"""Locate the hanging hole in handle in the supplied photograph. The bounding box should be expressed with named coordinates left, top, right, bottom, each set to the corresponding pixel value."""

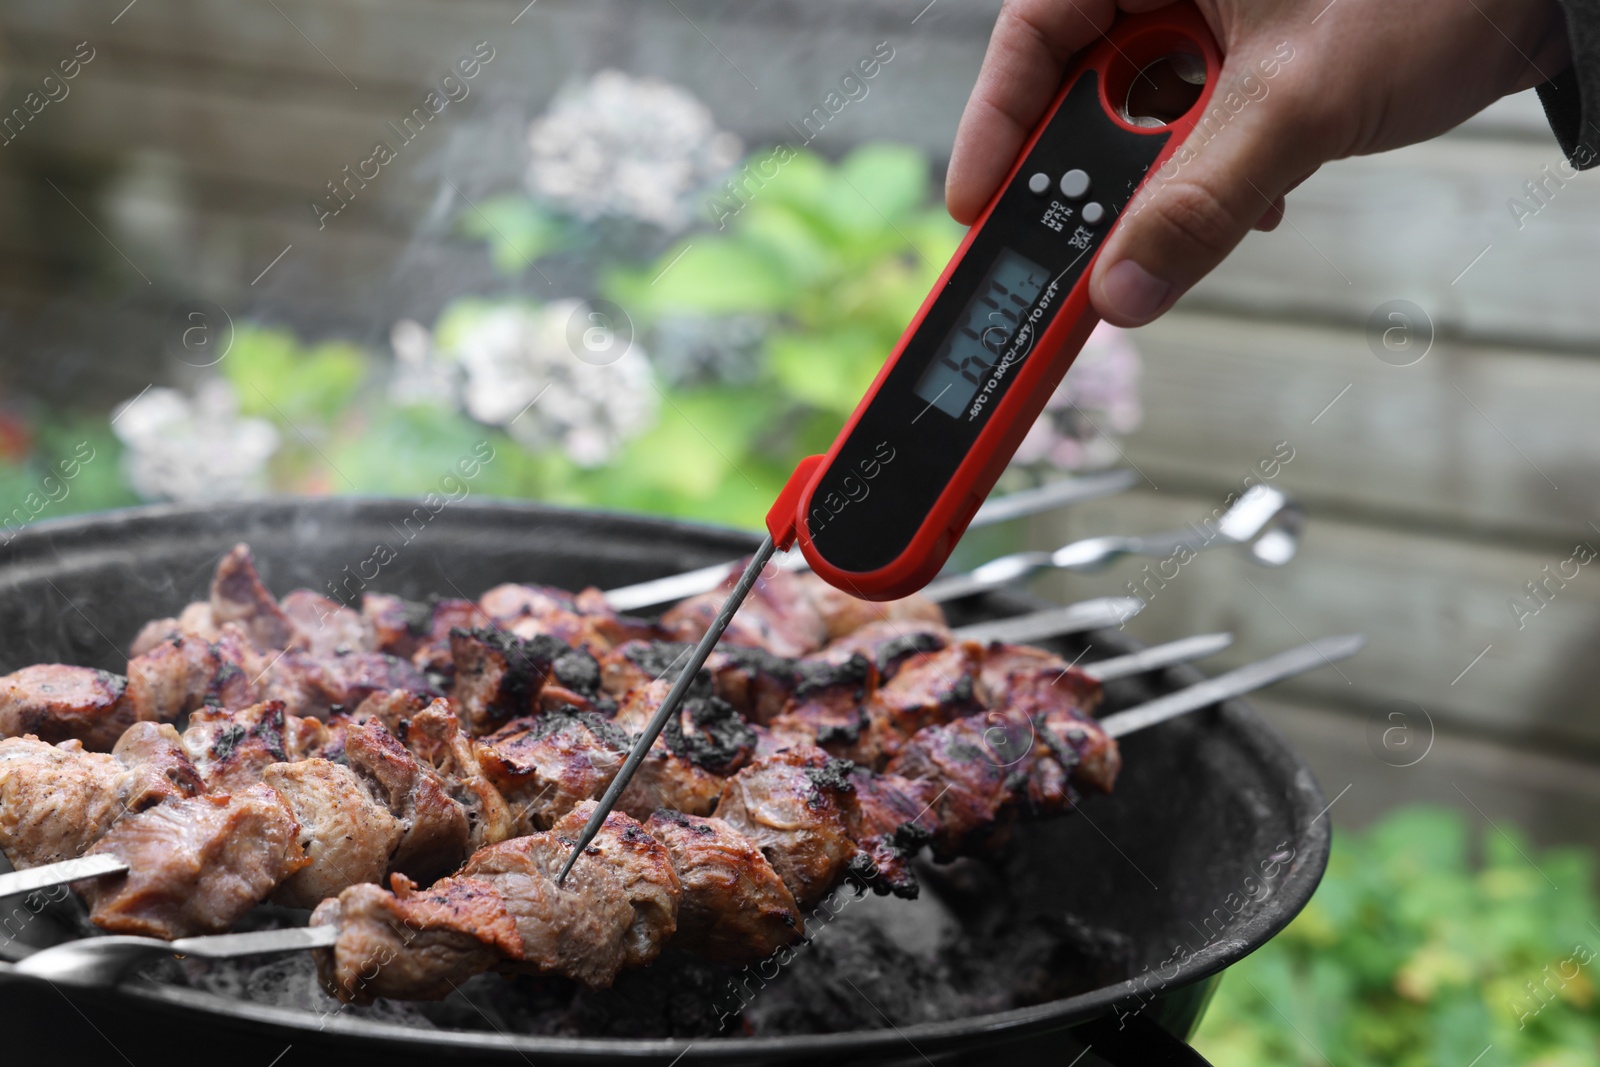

left=1121, top=52, right=1207, bottom=128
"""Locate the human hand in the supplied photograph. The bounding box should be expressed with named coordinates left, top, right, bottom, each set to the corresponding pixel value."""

left=946, top=0, right=1571, bottom=326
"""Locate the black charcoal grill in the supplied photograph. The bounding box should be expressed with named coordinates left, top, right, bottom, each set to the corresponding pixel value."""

left=0, top=499, right=1330, bottom=1065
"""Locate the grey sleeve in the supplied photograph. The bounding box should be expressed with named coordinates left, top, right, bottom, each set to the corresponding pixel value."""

left=1540, top=0, right=1600, bottom=169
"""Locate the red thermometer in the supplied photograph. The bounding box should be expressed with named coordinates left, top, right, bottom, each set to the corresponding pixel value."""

left=771, top=1, right=1222, bottom=600
left=560, top=2, right=1223, bottom=879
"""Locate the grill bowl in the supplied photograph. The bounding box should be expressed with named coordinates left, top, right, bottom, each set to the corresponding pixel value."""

left=0, top=499, right=1329, bottom=1065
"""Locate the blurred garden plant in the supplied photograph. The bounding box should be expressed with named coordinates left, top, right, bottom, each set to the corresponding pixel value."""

left=86, top=70, right=1146, bottom=528
left=1194, top=806, right=1600, bottom=1066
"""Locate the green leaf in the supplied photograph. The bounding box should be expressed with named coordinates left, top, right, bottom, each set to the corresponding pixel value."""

left=456, top=195, right=567, bottom=275
left=606, top=239, right=792, bottom=320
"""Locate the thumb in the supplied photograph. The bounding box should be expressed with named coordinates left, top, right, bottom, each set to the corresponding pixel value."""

left=1088, top=51, right=1318, bottom=326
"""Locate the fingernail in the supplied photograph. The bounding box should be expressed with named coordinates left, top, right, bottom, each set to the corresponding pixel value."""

left=1101, top=260, right=1172, bottom=324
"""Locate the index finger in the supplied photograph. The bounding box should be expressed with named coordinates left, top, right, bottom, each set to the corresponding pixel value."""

left=945, top=0, right=1172, bottom=223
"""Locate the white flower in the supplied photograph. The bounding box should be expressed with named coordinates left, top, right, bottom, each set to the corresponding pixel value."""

left=526, top=70, right=742, bottom=232
left=111, top=380, right=279, bottom=502
left=441, top=300, right=657, bottom=468
left=389, top=318, right=460, bottom=409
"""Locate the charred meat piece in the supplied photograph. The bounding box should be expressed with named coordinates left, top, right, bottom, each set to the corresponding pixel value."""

left=482, top=583, right=661, bottom=652
left=80, top=784, right=308, bottom=939
left=1000, top=667, right=1118, bottom=794
left=410, top=599, right=492, bottom=677
left=712, top=747, right=862, bottom=910
left=461, top=801, right=679, bottom=989
left=280, top=590, right=368, bottom=657
left=262, top=648, right=438, bottom=721
left=849, top=768, right=941, bottom=898
left=0, top=665, right=131, bottom=750
left=361, top=592, right=428, bottom=661
left=283, top=713, right=344, bottom=762
left=643, top=809, right=803, bottom=964
left=343, top=719, right=471, bottom=885
left=264, top=758, right=405, bottom=909
left=312, top=873, right=523, bottom=1004
left=601, top=641, right=797, bottom=724
left=210, top=544, right=298, bottom=651
left=403, top=701, right=516, bottom=851
left=475, top=710, right=629, bottom=836
left=181, top=701, right=289, bottom=792
left=450, top=629, right=573, bottom=733
left=611, top=679, right=751, bottom=818
left=812, top=619, right=952, bottom=678
left=764, top=654, right=879, bottom=765
left=348, top=687, right=434, bottom=736
left=864, top=643, right=986, bottom=764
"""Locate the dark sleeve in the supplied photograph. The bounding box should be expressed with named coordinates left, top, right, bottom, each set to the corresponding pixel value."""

left=1540, top=0, right=1600, bottom=169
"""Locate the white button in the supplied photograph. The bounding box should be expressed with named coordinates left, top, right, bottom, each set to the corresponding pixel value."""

left=1028, top=172, right=1051, bottom=195
left=1059, top=169, right=1090, bottom=199
left=1082, top=201, right=1106, bottom=225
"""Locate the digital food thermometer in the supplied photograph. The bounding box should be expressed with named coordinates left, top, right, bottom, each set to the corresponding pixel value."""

left=559, top=3, right=1222, bottom=881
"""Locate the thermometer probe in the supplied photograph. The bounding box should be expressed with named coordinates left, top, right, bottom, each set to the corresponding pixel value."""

left=558, top=3, right=1222, bottom=883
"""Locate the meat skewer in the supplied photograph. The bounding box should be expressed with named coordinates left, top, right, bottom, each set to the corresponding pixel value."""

left=600, top=469, right=1138, bottom=612
left=0, top=627, right=1230, bottom=943
left=6, top=634, right=1363, bottom=994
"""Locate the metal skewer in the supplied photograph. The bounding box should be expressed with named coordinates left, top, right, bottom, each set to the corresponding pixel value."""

left=3, top=631, right=1361, bottom=988
left=602, top=470, right=1139, bottom=613
left=921, top=484, right=1303, bottom=604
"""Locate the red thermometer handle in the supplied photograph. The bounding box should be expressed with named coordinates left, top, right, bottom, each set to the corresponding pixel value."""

left=765, top=2, right=1221, bottom=601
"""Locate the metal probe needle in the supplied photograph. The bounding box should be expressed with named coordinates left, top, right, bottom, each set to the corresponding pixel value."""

left=556, top=534, right=779, bottom=885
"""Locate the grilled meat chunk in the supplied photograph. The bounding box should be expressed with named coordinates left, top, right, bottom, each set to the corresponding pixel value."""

left=864, top=643, right=985, bottom=763
left=280, top=590, right=368, bottom=657
left=764, top=654, right=879, bottom=764
left=475, top=710, right=628, bottom=835
left=80, top=784, right=307, bottom=939
left=449, top=629, right=568, bottom=733
left=181, top=701, right=288, bottom=792
left=262, top=649, right=438, bottom=720
left=611, top=679, right=752, bottom=817
left=403, top=701, right=515, bottom=851
left=120, top=625, right=264, bottom=727
left=813, top=619, right=952, bottom=678
left=0, top=738, right=135, bottom=869
left=712, top=747, right=862, bottom=910
left=0, top=665, right=131, bottom=750
left=343, top=719, right=470, bottom=884
left=210, top=544, right=298, bottom=651
left=410, top=599, right=491, bottom=677
left=461, top=802, right=679, bottom=988
left=849, top=769, right=941, bottom=898
left=805, top=578, right=945, bottom=641
left=643, top=809, right=803, bottom=963
left=662, top=566, right=830, bottom=657
left=112, top=721, right=207, bottom=810
left=312, top=873, right=523, bottom=1004
left=361, top=592, right=427, bottom=660
left=600, top=641, right=795, bottom=724
left=264, top=758, right=404, bottom=909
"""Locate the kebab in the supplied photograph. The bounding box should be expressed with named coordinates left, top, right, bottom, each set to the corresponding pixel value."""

left=306, top=634, right=1360, bottom=1003
left=0, top=536, right=1207, bottom=941
left=0, top=610, right=1154, bottom=939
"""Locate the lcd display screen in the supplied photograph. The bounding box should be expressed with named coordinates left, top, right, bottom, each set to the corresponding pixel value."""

left=912, top=248, right=1050, bottom=419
